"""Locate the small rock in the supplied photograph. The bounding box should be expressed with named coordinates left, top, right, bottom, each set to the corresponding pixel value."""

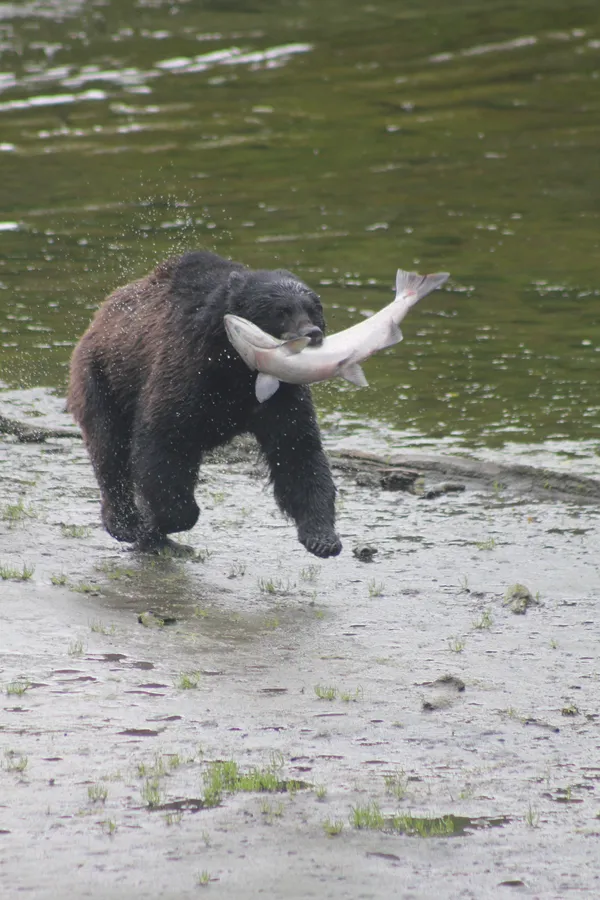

left=379, top=469, right=419, bottom=491
left=523, top=717, right=559, bottom=733
left=352, top=544, right=378, bottom=562
left=355, top=472, right=380, bottom=488
left=430, top=674, right=465, bottom=692
left=422, top=696, right=453, bottom=711
left=421, top=673, right=465, bottom=711
left=420, top=481, right=466, bottom=500
left=138, top=610, right=177, bottom=628
left=503, top=584, right=541, bottom=614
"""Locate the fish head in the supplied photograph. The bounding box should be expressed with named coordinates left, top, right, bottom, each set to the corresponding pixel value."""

left=223, top=314, right=263, bottom=369
left=227, top=268, right=325, bottom=346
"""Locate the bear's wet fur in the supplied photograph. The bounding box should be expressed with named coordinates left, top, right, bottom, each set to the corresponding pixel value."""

left=68, top=250, right=342, bottom=558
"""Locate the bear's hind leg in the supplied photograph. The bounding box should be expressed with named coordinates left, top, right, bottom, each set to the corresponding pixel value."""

left=130, top=428, right=201, bottom=553
left=99, top=454, right=140, bottom=543
left=72, top=364, right=140, bottom=543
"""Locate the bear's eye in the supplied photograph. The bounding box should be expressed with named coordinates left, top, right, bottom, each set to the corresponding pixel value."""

left=274, top=308, right=291, bottom=326
left=306, top=297, right=324, bottom=325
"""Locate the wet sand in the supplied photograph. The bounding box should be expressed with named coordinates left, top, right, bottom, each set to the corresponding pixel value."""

left=1, top=395, right=599, bottom=899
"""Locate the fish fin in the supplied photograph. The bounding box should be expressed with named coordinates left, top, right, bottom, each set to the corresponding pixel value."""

left=378, top=322, right=404, bottom=350
left=255, top=373, right=281, bottom=402
left=395, top=268, right=450, bottom=305
left=279, top=336, right=310, bottom=356
left=339, top=362, right=369, bottom=388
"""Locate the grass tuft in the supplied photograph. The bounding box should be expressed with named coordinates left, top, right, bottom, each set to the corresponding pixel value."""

left=257, top=576, right=295, bottom=595
left=70, top=582, right=101, bottom=594
left=0, top=562, right=35, bottom=581
left=525, top=804, right=540, bottom=828
left=339, top=687, right=363, bottom=703
left=472, top=608, right=493, bottom=630
left=50, top=573, right=68, bottom=586
left=2, top=498, right=36, bottom=527
left=90, top=620, right=116, bottom=635
left=4, top=751, right=28, bottom=773
left=314, top=684, right=337, bottom=701
left=68, top=639, right=85, bottom=657
left=201, top=757, right=299, bottom=807
left=322, top=817, right=344, bottom=836
left=165, top=811, right=183, bottom=826
left=141, top=777, right=163, bottom=809
left=6, top=679, right=31, bottom=696
left=175, top=671, right=202, bottom=690
left=390, top=813, right=455, bottom=837
left=349, top=800, right=456, bottom=837
left=300, top=564, right=320, bottom=583
left=61, top=524, right=91, bottom=539
left=350, top=801, right=384, bottom=830
left=384, top=769, right=407, bottom=800
left=475, top=537, right=496, bottom=551
left=448, top=636, right=465, bottom=653
left=88, top=783, right=108, bottom=803
left=368, top=579, right=384, bottom=598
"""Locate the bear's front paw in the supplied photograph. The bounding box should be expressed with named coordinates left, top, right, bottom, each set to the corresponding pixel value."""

left=299, top=529, right=342, bottom=559
left=134, top=534, right=196, bottom=558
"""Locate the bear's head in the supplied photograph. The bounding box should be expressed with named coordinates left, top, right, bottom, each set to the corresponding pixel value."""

left=227, top=269, right=325, bottom=347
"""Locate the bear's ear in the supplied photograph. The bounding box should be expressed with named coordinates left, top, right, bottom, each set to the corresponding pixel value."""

left=227, top=270, right=246, bottom=291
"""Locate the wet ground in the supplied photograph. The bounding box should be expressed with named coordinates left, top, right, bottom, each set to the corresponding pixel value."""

left=1, top=394, right=599, bottom=899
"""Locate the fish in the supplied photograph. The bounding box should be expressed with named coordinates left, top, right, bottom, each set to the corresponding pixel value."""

left=224, top=267, right=449, bottom=402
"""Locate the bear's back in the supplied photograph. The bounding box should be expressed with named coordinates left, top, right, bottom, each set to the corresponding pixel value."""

left=160, top=251, right=245, bottom=313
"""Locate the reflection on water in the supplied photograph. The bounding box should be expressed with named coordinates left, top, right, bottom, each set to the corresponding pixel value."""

left=0, top=0, right=599, bottom=463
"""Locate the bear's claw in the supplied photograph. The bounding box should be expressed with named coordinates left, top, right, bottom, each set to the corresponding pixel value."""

left=301, top=533, right=342, bottom=559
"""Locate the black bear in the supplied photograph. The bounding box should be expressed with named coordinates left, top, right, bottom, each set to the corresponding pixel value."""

left=68, top=250, right=342, bottom=558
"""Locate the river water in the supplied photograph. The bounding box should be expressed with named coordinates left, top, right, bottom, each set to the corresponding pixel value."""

left=1, top=0, right=599, bottom=467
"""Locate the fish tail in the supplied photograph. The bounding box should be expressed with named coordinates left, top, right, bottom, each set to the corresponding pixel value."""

left=395, top=269, right=450, bottom=304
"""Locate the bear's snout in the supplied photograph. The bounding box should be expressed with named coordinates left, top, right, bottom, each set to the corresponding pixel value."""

left=288, top=324, right=323, bottom=346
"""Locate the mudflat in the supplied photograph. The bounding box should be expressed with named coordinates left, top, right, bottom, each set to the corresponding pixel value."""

left=1, top=395, right=599, bottom=899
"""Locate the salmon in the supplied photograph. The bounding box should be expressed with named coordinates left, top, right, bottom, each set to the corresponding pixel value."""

left=224, top=267, right=449, bottom=402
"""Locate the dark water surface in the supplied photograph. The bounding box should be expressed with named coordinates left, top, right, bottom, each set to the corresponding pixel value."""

left=1, top=0, right=599, bottom=459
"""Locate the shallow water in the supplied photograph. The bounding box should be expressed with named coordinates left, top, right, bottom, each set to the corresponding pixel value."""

left=1, top=0, right=599, bottom=464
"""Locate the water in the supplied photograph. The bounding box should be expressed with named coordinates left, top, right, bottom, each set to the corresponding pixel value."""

left=1, top=0, right=599, bottom=465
